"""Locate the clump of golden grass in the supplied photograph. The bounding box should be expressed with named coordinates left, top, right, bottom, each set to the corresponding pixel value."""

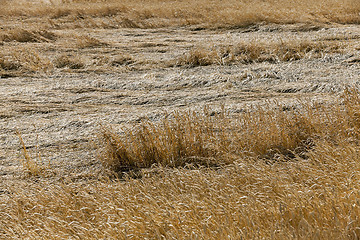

left=4, top=89, right=360, bottom=238
left=99, top=88, right=360, bottom=174
left=0, top=29, right=57, bottom=43
left=99, top=110, right=221, bottom=173
left=177, top=48, right=215, bottom=67
left=54, top=54, right=85, bottom=69
left=75, top=35, right=106, bottom=48
left=98, top=102, right=320, bottom=173
left=179, top=39, right=343, bottom=66
left=1, top=0, right=359, bottom=28
left=0, top=48, right=52, bottom=74
left=110, top=55, right=135, bottom=66
left=232, top=40, right=333, bottom=63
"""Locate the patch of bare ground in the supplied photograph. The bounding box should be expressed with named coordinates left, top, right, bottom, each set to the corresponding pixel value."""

left=1, top=0, right=360, bottom=238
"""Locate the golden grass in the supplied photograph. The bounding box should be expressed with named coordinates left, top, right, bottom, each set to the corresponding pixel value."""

left=0, top=29, right=57, bottom=43
left=1, top=0, right=359, bottom=28
left=1, top=1, right=360, bottom=237
left=98, top=100, right=324, bottom=172
left=74, top=35, right=106, bottom=48
left=0, top=36, right=348, bottom=76
left=54, top=54, right=85, bottom=69
left=178, top=39, right=343, bottom=66
left=0, top=57, right=21, bottom=71
left=16, top=131, right=45, bottom=176
left=0, top=48, right=52, bottom=75
left=4, top=89, right=360, bottom=238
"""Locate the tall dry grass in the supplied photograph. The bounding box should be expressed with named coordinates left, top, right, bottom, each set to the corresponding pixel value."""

left=3, top=89, right=360, bottom=238
left=178, top=39, right=343, bottom=66
left=98, top=97, right=334, bottom=172
left=0, top=29, right=57, bottom=43
left=0, top=48, right=53, bottom=75
left=1, top=0, right=359, bottom=28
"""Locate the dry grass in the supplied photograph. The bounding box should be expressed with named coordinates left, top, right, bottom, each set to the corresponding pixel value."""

left=74, top=35, right=106, bottom=48
left=178, top=39, right=343, bottom=66
left=110, top=55, right=135, bottom=66
left=0, top=29, right=57, bottom=43
left=0, top=48, right=52, bottom=75
left=98, top=100, right=325, bottom=172
left=177, top=49, right=216, bottom=67
left=1, top=0, right=359, bottom=28
left=0, top=57, right=21, bottom=71
left=4, top=89, right=360, bottom=238
left=16, top=131, right=45, bottom=176
left=54, top=54, right=85, bottom=69
left=1, top=0, right=360, bottom=238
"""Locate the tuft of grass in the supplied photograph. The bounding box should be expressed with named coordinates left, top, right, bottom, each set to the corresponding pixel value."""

left=0, top=48, right=52, bottom=74
left=99, top=110, right=222, bottom=173
left=110, top=55, right=135, bottom=66
left=0, top=56, right=21, bottom=71
left=177, top=48, right=216, bottom=67
left=75, top=35, right=106, bottom=48
left=53, top=54, right=85, bottom=69
left=0, top=29, right=57, bottom=43
left=98, top=104, right=317, bottom=173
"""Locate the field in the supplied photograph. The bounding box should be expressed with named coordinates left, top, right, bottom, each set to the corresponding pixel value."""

left=1, top=0, right=360, bottom=238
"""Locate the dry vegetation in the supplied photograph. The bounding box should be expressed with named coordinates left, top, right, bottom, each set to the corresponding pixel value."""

left=4, top=90, right=360, bottom=238
left=1, top=0, right=360, bottom=239
left=178, top=39, right=344, bottom=66
left=0, top=32, right=351, bottom=76
left=0, top=0, right=359, bottom=28
left=99, top=88, right=360, bottom=174
left=1, top=0, right=359, bottom=75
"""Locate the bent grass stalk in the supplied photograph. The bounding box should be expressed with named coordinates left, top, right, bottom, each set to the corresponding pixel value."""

left=16, top=131, right=43, bottom=176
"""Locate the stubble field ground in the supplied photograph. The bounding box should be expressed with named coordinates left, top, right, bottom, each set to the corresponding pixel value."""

left=1, top=0, right=360, bottom=239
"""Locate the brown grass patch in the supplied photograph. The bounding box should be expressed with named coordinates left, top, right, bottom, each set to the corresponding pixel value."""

left=98, top=105, right=315, bottom=174
left=177, top=48, right=216, bottom=67
left=54, top=54, right=85, bottom=69
left=0, top=29, right=57, bottom=43
left=0, top=48, right=52, bottom=74
left=110, top=55, right=135, bottom=66
left=178, top=39, right=343, bottom=66
left=0, top=57, right=21, bottom=71
left=1, top=0, right=359, bottom=28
